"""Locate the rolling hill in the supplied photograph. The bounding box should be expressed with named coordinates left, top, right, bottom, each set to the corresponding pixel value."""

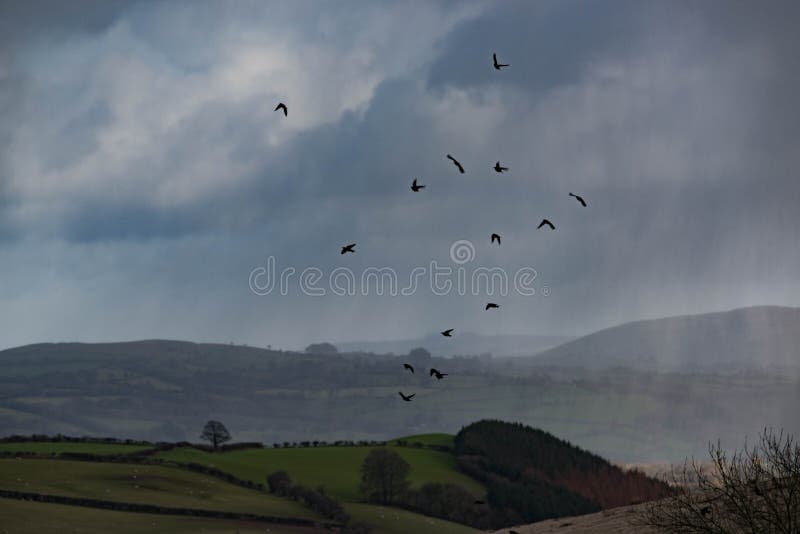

left=532, top=306, right=800, bottom=371
left=0, top=306, right=798, bottom=462
left=0, top=423, right=673, bottom=532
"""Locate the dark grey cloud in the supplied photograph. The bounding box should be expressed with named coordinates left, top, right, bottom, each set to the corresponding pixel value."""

left=0, top=0, right=798, bottom=350
left=427, top=0, right=647, bottom=94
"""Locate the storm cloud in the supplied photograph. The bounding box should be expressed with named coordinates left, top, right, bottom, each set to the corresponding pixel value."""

left=0, top=0, right=798, bottom=350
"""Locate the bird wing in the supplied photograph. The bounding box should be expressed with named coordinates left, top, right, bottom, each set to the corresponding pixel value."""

left=408, top=394, right=415, bottom=399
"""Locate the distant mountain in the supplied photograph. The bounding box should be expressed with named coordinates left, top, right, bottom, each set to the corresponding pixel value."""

left=532, top=305, right=800, bottom=371
left=338, top=332, right=573, bottom=358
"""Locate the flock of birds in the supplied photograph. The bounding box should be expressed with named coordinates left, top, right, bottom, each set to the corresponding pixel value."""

left=274, top=53, right=588, bottom=406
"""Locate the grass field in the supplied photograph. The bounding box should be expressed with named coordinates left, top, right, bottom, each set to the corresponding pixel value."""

left=155, top=444, right=485, bottom=502
left=154, top=444, right=483, bottom=533
left=0, top=441, right=150, bottom=455
left=0, top=499, right=325, bottom=534
left=0, top=458, right=320, bottom=520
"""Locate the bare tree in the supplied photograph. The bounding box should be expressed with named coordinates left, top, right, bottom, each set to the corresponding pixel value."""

left=636, top=429, right=800, bottom=533
left=360, top=448, right=410, bottom=504
left=200, top=420, right=231, bottom=450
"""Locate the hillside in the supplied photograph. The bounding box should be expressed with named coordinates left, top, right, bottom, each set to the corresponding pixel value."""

left=488, top=502, right=654, bottom=534
left=454, top=421, right=672, bottom=527
left=532, top=306, right=800, bottom=371
left=0, top=438, right=481, bottom=534
left=0, top=426, right=672, bottom=532
left=0, top=458, right=320, bottom=520
left=1, top=330, right=798, bottom=463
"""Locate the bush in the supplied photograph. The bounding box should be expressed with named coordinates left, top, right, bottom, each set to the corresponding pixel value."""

left=267, top=470, right=292, bottom=495
left=637, top=429, right=800, bottom=533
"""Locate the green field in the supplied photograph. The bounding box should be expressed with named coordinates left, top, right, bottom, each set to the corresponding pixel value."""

left=154, top=445, right=483, bottom=533
left=0, top=441, right=150, bottom=455
left=0, top=446, right=482, bottom=534
left=0, top=499, right=324, bottom=534
left=155, top=445, right=485, bottom=502
left=0, top=458, right=320, bottom=520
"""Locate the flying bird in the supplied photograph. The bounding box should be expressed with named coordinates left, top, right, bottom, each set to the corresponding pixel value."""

left=403, top=363, right=414, bottom=374
left=474, top=499, right=486, bottom=505
left=274, top=102, right=288, bottom=116
left=569, top=192, right=587, bottom=207
left=398, top=391, right=415, bottom=402
left=340, top=243, right=356, bottom=254
left=430, top=368, right=448, bottom=380
left=441, top=329, right=454, bottom=337
left=492, top=53, right=509, bottom=70
left=485, top=303, right=500, bottom=310
left=411, top=178, right=425, bottom=192
left=493, top=161, right=508, bottom=173
left=491, top=233, right=501, bottom=245
left=446, top=154, right=465, bottom=174
left=537, top=219, right=555, bottom=230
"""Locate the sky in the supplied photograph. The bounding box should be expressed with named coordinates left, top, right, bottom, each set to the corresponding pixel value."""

left=0, top=0, right=798, bottom=350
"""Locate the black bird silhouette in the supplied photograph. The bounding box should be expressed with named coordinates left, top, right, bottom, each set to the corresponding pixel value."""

left=493, top=161, right=508, bottom=173
left=485, top=303, right=500, bottom=310
left=537, top=219, right=555, bottom=230
left=430, top=368, right=448, bottom=380
left=474, top=499, right=485, bottom=505
left=403, top=363, right=414, bottom=373
left=569, top=192, right=587, bottom=207
left=446, top=154, right=465, bottom=174
left=411, top=178, right=425, bottom=192
left=274, top=102, right=288, bottom=116
left=441, top=329, right=454, bottom=337
left=398, top=391, right=415, bottom=402
left=340, top=243, right=356, bottom=254
left=491, top=233, right=501, bottom=245
left=493, top=53, right=509, bottom=70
